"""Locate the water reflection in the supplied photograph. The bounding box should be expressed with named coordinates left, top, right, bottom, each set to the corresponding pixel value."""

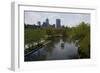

left=25, top=38, right=79, bottom=61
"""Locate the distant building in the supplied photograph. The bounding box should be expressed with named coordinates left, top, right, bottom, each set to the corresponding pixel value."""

left=56, top=19, right=61, bottom=28
left=42, top=22, right=46, bottom=28
left=36, top=18, right=62, bottom=28
left=45, top=18, right=49, bottom=27
left=42, top=18, right=50, bottom=28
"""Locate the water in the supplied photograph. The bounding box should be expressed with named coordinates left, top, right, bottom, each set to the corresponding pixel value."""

left=25, top=38, right=79, bottom=61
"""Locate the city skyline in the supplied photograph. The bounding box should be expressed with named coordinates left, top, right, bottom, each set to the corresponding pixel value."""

left=25, top=18, right=62, bottom=28
left=24, top=11, right=90, bottom=27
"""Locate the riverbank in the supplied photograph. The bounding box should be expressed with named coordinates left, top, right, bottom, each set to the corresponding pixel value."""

left=24, top=38, right=79, bottom=61
left=24, top=40, right=51, bottom=56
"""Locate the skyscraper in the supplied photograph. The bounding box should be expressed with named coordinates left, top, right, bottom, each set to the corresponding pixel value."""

left=45, top=18, right=49, bottom=27
left=56, top=19, right=61, bottom=28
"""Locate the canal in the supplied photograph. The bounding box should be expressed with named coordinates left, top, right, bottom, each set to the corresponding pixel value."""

left=25, top=38, right=79, bottom=61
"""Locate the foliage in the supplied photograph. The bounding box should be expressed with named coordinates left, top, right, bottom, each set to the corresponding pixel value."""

left=24, top=22, right=90, bottom=58
left=25, top=28, right=46, bottom=44
left=69, top=22, right=90, bottom=58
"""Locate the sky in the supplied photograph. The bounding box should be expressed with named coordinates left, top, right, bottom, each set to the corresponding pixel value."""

left=24, top=11, right=90, bottom=27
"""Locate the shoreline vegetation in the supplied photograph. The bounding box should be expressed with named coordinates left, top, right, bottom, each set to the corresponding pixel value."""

left=24, top=22, right=90, bottom=59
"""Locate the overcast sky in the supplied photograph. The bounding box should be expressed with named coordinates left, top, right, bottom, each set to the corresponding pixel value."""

left=24, top=11, right=90, bottom=27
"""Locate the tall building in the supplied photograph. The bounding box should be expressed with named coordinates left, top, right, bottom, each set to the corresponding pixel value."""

left=45, top=18, right=49, bottom=27
left=56, top=19, right=61, bottom=28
